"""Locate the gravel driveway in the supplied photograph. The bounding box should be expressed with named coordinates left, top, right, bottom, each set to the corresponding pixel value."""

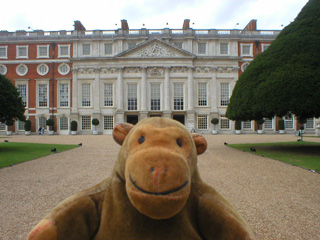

left=0, top=134, right=319, bottom=240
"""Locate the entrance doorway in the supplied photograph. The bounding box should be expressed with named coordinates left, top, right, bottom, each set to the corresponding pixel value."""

left=173, top=114, right=185, bottom=125
left=127, top=115, right=139, bottom=125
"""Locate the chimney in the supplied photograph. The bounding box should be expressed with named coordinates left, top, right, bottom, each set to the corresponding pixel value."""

left=243, top=19, right=257, bottom=31
left=183, top=19, right=190, bottom=30
left=74, top=20, right=86, bottom=31
left=121, top=19, right=129, bottom=30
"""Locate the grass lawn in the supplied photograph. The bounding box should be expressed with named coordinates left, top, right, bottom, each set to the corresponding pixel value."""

left=0, top=142, right=79, bottom=168
left=227, top=141, right=320, bottom=172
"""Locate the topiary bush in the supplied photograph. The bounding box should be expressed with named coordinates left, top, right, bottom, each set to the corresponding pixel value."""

left=46, top=118, right=54, bottom=131
left=24, top=119, right=31, bottom=131
left=92, top=118, right=99, bottom=126
left=5, top=119, right=14, bottom=126
left=235, top=120, right=242, bottom=130
left=71, top=120, right=78, bottom=131
left=278, top=119, right=285, bottom=130
left=211, top=118, right=219, bottom=125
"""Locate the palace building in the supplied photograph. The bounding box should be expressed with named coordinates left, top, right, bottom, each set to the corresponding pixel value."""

left=0, top=19, right=317, bottom=135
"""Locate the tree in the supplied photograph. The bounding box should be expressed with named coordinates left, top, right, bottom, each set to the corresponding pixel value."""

left=226, top=0, right=320, bottom=121
left=0, top=74, right=26, bottom=123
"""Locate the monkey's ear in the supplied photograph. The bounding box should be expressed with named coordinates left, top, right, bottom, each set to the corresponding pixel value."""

left=113, top=123, right=134, bottom=145
left=192, top=133, right=207, bottom=155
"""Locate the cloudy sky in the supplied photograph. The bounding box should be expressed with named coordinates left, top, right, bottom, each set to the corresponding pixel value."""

left=1, top=0, right=309, bottom=32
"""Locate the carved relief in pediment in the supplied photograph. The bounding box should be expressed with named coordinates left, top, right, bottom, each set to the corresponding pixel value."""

left=147, top=67, right=164, bottom=77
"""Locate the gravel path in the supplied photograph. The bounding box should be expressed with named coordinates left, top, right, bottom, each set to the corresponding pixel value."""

left=0, top=134, right=319, bottom=240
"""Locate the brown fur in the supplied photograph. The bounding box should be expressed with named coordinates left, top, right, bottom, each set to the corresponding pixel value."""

left=27, top=117, right=255, bottom=240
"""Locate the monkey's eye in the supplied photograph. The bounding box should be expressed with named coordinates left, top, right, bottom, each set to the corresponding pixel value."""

left=176, top=138, right=183, bottom=148
left=138, top=136, right=145, bottom=144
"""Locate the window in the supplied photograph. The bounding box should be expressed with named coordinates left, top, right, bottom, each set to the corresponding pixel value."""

left=58, top=44, right=70, bottom=58
left=16, top=64, right=28, bottom=76
left=16, top=45, right=28, bottom=58
left=18, top=121, right=25, bottom=131
left=127, top=83, right=138, bottom=110
left=104, top=83, right=113, bottom=106
left=104, top=43, right=113, bottom=55
left=261, top=44, right=270, bottom=52
left=59, top=84, right=69, bottom=107
left=58, top=63, right=70, bottom=75
left=37, top=64, right=49, bottom=76
left=60, top=117, right=68, bottom=130
left=242, top=121, right=252, bottom=129
left=220, top=116, right=230, bottom=129
left=220, top=83, right=230, bottom=106
left=128, top=42, right=136, bottom=50
left=81, top=116, right=91, bottom=130
left=38, top=84, right=48, bottom=107
left=174, top=42, right=183, bottom=48
left=241, top=44, right=253, bottom=56
left=198, top=43, right=206, bottom=54
left=82, top=44, right=91, bottom=56
left=198, top=82, right=207, bottom=106
left=173, top=83, right=184, bottom=110
left=264, top=118, right=273, bottom=129
left=39, top=117, right=46, bottom=128
left=284, top=115, right=294, bottom=129
left=81, top=83, right=91, bottom=107
left=197, top=115, right=208, bottom=130
left=17, top=84, right=27, bottom=106
left=37, top=45, right=49, bottom=58
left=104, top=116, right=114, bottom=130
left=220, top=43, right=229, bottom=55
left=0, top=122, right=6, bottom=131
left=0, top=46, right=8, bottom=59
left=306, top=118, right=314, bottom=129
left=150, top=83, right=161, bottom=111
left=241, top=62, right=249, bottom=72
left=0, top=64, right=7, bottom=75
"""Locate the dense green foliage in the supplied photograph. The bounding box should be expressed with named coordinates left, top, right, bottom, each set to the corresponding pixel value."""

left=71, top=120, right=78, bottom=131
left=226, top=0, right=320, bottom=121
left=211, top=118, right=219, bottom=125
left=228, top=141, right=320, bottom=172
left=92, top=118, right=100, bottom=126
left=0, top=75, right=26, bottom=123
left=278, top=119, right=285, bottom=130
left=235, top=120, right=242, bottom=130
left=0, top=142, right=79, bottom=168
left=24, top=119, right=31, bottom=131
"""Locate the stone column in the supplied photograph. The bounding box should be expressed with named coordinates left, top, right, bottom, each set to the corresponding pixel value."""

left=116, top=67, right=125, bottom=124
left=71, top=68, right=78, bottom=114
left=186, top=66, right=195, bottom=131
left=93, top=67, right=100, bottom=114
left=140, top=66, right=147, bottom=111
left=163, top=66, right=171, bottom=119
left=210, top=67, right=219, bottom=132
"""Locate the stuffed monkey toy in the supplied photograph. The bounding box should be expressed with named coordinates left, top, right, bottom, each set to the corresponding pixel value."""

left=27, top=117, right=255, bottom=240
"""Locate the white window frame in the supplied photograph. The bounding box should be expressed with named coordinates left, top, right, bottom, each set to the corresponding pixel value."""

left=240, top=43, right=253, bottom=57
left=58, top=81, right=70, bottom=108
left=36, top=80, right=50, bottom=108
left=219, top=42, right=229, bottom=55
left=0, top=46, right=8, bottom=59
left=81, top=115, right=91, bottom=130
left=150, top=83, right=161, bottom=111
left=0, top=122, right=6, bottom=131
left=16, top=83, right=28, bottom=107
left=17, top=120, right=25, bottom=131
left=37, top=45, right=50, bottom=58
left=58, top=44, right=71, bottom=58
left=198, top=42, right=207, bottom=55
left=103, top=82, right=114, bottom=107
left=58, top=63, right=70, bottom=75
left=197, top=115, right=208, bottom=130
left=0, top=64, right=7, bottom=75
left=220, top=82, right=230, bottom=107
left=104, top=43, right=113, bottom=55
left=242, top=121, right=252, bottom=130
left=59, top=116, right=69, bottom=131
left=261, top=44, right=270, bottom=52
left=82, top=43, right=91, bottom=56
left=198, top=82, right=208, bottom=107
left=220, top=116, right=230, bottom=130
left=81, top=82, right=92, bottom=107
left=127, top=83, right=138, bottom=111
left=306, top=118, right=315, bottom=129
left=241, top=62, right=250, bottom=72
left=37, top=63, right=49, bottom=76
left=16, top=64, right=28, bottom=76
left=284, top=115, right=294, bottom=129
left=264, top=118, right=273, bottom=129
left=38, top=116, right=47, bottom=130
left=16, top=45, right=29, bottom=59
left=103, top=116, right=114, bottom=130
left=173, top=82, right=184, bottom=111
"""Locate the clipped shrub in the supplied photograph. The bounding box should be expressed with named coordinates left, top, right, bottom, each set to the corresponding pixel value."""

left=5, top=119, right=14, bottom=126
left=211, top=118, right=219, bottom=125
left=24, top=119, right=31, bottom=131
left=92, top=118, right=99, bottom=126
left=235, top=120, right=242, bottom=130
left=71, top=121, right=78, bottom=131
left=278, top=119, right=285, bottom=130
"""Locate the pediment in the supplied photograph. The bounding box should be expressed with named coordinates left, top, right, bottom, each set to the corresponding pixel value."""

left=116, top=39, right=195, bottom=59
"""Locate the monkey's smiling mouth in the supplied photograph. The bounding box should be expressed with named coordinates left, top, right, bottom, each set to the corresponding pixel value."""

left=129, top=175, right=188, bottom=196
